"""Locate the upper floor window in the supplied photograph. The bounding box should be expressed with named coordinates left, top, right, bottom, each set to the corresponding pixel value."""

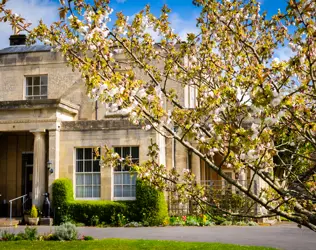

left=75, top=148, right=101, bottom=199
left=25, top=75, right=48, bottom=100
left=113, top=146, right=139, bottom=200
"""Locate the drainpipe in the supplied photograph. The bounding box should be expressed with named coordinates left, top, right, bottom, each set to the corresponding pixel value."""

left=95, top=100, right=98, bottom=120
left=172, top=126, right=178, bottom=169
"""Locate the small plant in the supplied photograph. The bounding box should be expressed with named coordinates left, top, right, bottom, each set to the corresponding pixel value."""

left=111, top=213, right=128, bottom=227
left=0, top=230, right=16, bottom=241
left=30, top=205, right=38, bottom=218
left=54, top=222, right=78, bottom=241
left=235, top=221, right=247, bottom=226
left=125, top=222, right=143, bottom=227
left=83, top=235, right=94, bottom=241
left=60, top=215, right=75, bottom=224
left=248, top=221, right=259, bottom=226
left=186, top=216, right=199, bottom=226
left=41, top=233, right=55, bottom=241
left=90, top=215, right=99, bottom=226
left=24, top=226, right=38, bottom=241
left=221, top=220, right=233, bottom=226
left=75, top=222, right=86, bottom=227
left=212, top=215, right=227, bottom=225
left=169, top=216, right=185, bottom=226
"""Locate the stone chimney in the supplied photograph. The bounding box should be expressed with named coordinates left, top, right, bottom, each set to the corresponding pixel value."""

left=9, top=34, right=26, bottom=46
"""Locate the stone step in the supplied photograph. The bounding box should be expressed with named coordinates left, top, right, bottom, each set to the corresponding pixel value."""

left=0, top=217, right=21, bottom=227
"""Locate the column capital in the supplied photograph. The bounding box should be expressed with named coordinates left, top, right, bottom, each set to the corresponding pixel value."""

left=30, top=129, right=46, bottom=135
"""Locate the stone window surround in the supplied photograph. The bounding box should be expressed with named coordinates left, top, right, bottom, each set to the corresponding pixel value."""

left=24, top=74, right=48, bottom=100
left=74, top=147, right=101, bottom=200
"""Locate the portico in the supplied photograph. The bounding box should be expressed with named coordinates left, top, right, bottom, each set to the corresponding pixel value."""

left=0, top=99, right=79, bottom=216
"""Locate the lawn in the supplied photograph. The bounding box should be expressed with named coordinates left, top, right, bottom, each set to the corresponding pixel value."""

left=0, top=239, right=277, bottom=250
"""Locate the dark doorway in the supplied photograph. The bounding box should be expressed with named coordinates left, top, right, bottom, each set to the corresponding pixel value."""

left=22, top=153, right=33, bottom=212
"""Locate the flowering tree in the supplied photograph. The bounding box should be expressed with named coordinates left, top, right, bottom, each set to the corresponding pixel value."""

left=1, top=0, right=315, bottom=231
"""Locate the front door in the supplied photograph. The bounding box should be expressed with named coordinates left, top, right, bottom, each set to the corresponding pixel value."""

left=22, top=153, right=33, bottom=211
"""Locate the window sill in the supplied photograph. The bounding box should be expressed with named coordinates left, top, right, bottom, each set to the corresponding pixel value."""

left=113, top=197, right=136, bottom=201
left=75, top=198, right=101, bottom=200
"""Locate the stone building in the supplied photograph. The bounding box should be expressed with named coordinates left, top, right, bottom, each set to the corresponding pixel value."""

left=0, top=34, right=254, bottom=217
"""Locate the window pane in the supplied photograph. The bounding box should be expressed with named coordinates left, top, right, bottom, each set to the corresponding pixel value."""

left=115, top=163, right=122, bottom=171
left=33, top=86, right=40, bottom=95
left=93, top=186, right=100, bottom=198
left=114, top=173, right=122, bottom=184
left=131, top=185, right=136, bottom=197
left=85, top=160, right=92, bottom=172
left=123, top=173, right=131, bottom=185
left=33, top=77, right=40, bottom=86
left=93, top=174, right=101, bottom=185
left=76, top=174, right=84, bottom=185
left=123, top=163, right=131, bottom=172
left=131, top=147, right=139, bottom=159
left=76, top=161, right=84, bottom=172
left=122, top=147, right=130, bottom=158
left=76, top=186, right=84, bottom=198
left=85, top=148, right=92, bottom=159
left=93, top=160, right=100, bottom=172
left=41, top=75, right=48, bottom=86
left=85, top=174, right=92, bottom=185
left=76, top=149, right=84, bottom=160
left=114, top=147, right=121, bottom=155
left=123, top=186, right=132, bottom=197
left=85, top=186, right=92, bottom=198
left=33, top=96, right=40, bottom=100
left=26, top=77, right=32, bottom=87
left=114, top=186, right=122, bottom=197
left=131, top=173, right=137, bottom=184
left=26, top=87, right=32, bottom=96
left=41, top=86, right=47, bottom=95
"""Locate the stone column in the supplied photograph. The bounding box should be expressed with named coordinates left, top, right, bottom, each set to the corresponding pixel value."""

left=48, top=130, right=60, bottom=197
left=31, top=129, right=46, bottom=207
left=191, top=153, right=201, bottom=183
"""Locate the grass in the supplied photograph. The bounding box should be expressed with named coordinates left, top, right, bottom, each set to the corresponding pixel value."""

left=0, top=239, right=277, bottom=250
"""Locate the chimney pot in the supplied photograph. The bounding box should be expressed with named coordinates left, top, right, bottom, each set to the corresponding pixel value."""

left=9, top=34, right=26, bottom=46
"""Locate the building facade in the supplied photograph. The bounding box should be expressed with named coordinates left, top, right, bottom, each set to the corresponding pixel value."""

left=0, top=35, right=257, bottom=217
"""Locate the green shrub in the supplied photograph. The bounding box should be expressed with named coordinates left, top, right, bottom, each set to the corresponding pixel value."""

left=131, top=179, right=168, bottom=226
left=52, top=178, right=168, bottom=226
left=83, top=235, right=94, bottom=241
left=30, top=205, right=38, bottom=218
left=111, top=213, right=128, bottom=226
left=52, top=178, right=74, bottom=224
left=68, top=200, right=127, bottom=225
left=54, top=222, right=78, bottom=241
left=221, top=220, right=233, bottom=226
left=248, top=221, right=259, bottom=226
left=0, top=230, right=16, bottom=241
left=235, top=221, right=248, bottom=226
left=24, top=227, right=38, bottom=241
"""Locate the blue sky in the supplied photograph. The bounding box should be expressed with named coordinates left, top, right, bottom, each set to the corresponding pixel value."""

left=109, top=0, right=288, bottom=18
left=0, top=0, right=289, bottom=49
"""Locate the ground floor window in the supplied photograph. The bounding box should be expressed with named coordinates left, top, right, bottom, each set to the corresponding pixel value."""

left=113, top=146, right=139, bottom=200
left=75, top=148, right=101, bottom=198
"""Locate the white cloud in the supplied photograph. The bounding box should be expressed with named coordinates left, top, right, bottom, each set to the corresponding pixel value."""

left=274, top=46, right=295, bottom=61
left=169, top=12, right=199, bottom=41
left=143, top=12, right=199, bottom=42
left=0, top=0, right=59, bottom=49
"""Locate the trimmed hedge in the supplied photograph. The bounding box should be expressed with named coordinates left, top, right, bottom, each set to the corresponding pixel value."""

left=131, top=179, right=168, bottom=225
left=52, top=178, right=168, bottom=226
left=68, top=200, right=127, bottom=225
left=52, top=178, right=74, bottom=225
